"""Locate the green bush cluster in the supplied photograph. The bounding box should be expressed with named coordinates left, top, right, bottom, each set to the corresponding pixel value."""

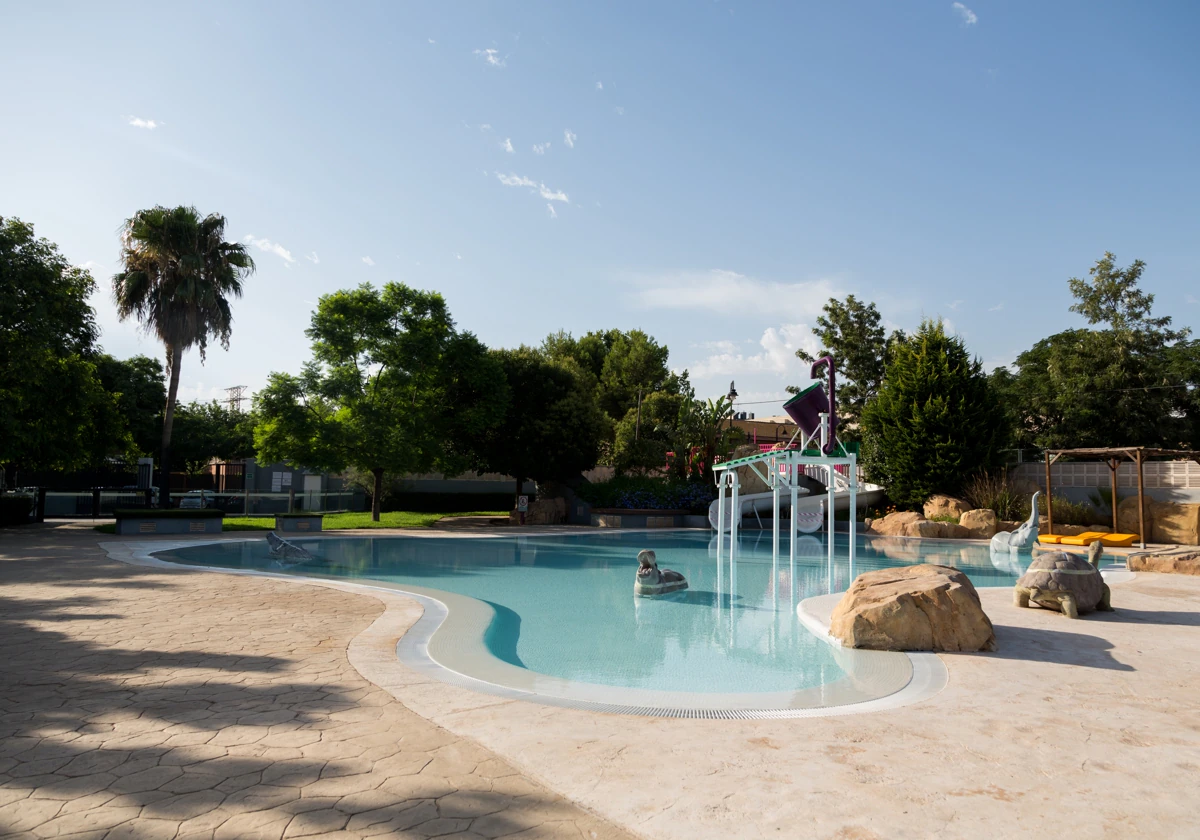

left=575, top=476, right=715, bottom=513
left=0, top=494, right=34, bottom=526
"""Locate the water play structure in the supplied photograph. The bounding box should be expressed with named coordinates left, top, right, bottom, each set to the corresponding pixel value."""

left=710, top=356, right=885, bottom=574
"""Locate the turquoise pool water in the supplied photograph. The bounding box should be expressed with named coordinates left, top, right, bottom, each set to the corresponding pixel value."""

left=156, top=531, right=1032, bottom=696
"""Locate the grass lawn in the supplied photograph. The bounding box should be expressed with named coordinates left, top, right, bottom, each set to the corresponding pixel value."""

left=94, top=510, right=506, bottom=534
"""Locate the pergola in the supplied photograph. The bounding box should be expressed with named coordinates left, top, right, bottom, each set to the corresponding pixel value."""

left=1044, top=447, right=1200, bottom=549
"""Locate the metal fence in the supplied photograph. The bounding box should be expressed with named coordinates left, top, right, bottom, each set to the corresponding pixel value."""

left=1012, top=460, right=1200, bottom=491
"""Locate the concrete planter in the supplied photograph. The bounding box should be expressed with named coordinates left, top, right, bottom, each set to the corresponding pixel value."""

left=275, top=515, right=323, bottom=533
left=590, top=509, right=703, bottom=529
left=115, top=515, right=223, bottom=535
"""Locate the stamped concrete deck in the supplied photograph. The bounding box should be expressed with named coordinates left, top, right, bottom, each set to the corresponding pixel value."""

left=0, top=525, right=634, bottom=840
left=5, top=523, right=1200, bottom=839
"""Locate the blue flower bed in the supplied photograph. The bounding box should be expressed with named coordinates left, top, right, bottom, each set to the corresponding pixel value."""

left=577, top=477, right=715, bottom=513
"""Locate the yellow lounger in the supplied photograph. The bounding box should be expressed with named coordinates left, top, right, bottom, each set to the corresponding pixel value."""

left=1037, top=535, right=1067, bottom=544
left=1057, top=531, right=1109, bottom=546
left=1057, top=531, right=1140, bottom=547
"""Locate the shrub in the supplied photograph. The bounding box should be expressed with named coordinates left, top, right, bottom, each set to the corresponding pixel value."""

left=861, top=319, right=1007, bottom=506
left=963, top=472, right=1028, bottom=521
left=928, top=513, right=960, bottom=524
left=0, top=494, right=34, bottom=526
left=576, top=476, right=715, bottom=513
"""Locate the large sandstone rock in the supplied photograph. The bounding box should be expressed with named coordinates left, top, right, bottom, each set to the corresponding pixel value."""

left=1117, top=497, right=1151, bottom=537
left=1127, top=550, right=1200, bottom=575
left=865, top=511, right=924, bottom=537
left=923, top=495, right=970, bottom=521
left=959, top=509, right=998, bottom=539
left=509, top=497, right=566, bottom=525
left=1149, top=500, right=1200, bottom=545
left=730, top=444, right=771, bottom=495
left=830, top=564, right=997, bottom=652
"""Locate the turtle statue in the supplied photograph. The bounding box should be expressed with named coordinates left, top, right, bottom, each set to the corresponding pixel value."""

left=1014, top=540, right=1113, bottom=619
left=634, top=549, right=688, bottom=596
left=991, top=492, right=1040, bottom=553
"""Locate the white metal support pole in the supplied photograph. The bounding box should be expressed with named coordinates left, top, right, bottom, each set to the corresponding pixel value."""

left=771, top=457, right=780, bottom=568
left=848, top=452, right=858, bottom=581
left=789, top=476, right=798, bottom=604
left=827, top=465, right=835, bottom=592
left=716, top=471, right=726, bottom=562
left=730, top=476, right=740, bottom=598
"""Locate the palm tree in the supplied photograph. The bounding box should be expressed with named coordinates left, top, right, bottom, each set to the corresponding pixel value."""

left=113, top=206, right=255, bottom=506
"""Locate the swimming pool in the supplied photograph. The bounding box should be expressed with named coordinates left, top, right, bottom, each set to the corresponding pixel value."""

left=155, top=530, right=1033, bottom=712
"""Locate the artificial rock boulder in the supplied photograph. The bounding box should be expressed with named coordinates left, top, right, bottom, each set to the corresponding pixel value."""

left=865, top=511, right=925, bottom=537
left=730, top=444, right=771, bottom=495
left=1150, top=500, right=1200, bottom=545
left=1127, top=550, right=1200, bottom=575
left=959, top=508, right=998, bottom=539
left=830, top=564, right=997, bottom=652
left=923, top=495, right=971, bottom=521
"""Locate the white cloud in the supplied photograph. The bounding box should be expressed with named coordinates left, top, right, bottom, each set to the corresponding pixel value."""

left=80, top=260, right=105, bottom=273
left=633, top=269, right=841, bottom=318
left=362, top=256, right=375, bottom=266
left=532, top=142, right=550, bottom=155
left=495, top=172, right=570, bottom=203
left=474, top=48, right=506, bottom=68
left=689, top=324, right=820, bottom=379
left=615, top=106, right=625, bottom=116
left=243, top=235, right=295, bottom=264
left=952, top=2, right=978, bottom=25
left=1186, top=295, right=1199, bottom=304
left=304, top=252, right=320, bottom=264
left=479, top=123, right=492, bottom=132
left=127, top=116, right=159, bottom=130
left=596, top=81, right=603, bottom=90
left=502, top=137, right=514, bottom=153
left=988, top=302, right=1004, bottom=312
left=564, top=129, right=576, bottom=148
left=428, top=38, right=436, bottom=44
left=455, top=253, right=463, bottom=260
left=546, top=204, right=557, bottom=219
left=947, top=299, right=964, bottom=310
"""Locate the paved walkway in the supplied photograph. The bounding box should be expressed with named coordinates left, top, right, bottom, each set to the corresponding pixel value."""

left=0, top=525, right=636, bottom=840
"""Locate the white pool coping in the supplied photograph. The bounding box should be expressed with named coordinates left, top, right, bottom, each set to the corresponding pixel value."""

left=101, top=533, right=1138, bottom=719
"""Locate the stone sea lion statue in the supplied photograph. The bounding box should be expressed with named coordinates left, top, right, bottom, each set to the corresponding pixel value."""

left=990, top=492, right=1040, bottom=554
left=266, top=532, right=313, bottom=567
left=634, top=549, right=688, bottom=596
left=1014, top=540, right=1113, bottom=619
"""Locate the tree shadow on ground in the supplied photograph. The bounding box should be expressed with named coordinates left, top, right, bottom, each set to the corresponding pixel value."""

left=0, top=529, right=595, bottom=840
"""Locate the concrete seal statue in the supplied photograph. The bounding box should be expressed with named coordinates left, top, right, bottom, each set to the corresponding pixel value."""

left=635, top=549, right=688, bottom=596
left=267, top=531, right=313, bottom=566
left=1014, top=540, right=1113, bottom=619
left=990, top=492, right=1040, bottom=553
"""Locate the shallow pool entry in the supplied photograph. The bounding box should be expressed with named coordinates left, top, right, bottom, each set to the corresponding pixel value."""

left=157, top=531, right=1028, bottom=700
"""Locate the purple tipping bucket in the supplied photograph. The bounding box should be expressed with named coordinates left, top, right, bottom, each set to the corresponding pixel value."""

left=782, top=355, right=838, bottom=454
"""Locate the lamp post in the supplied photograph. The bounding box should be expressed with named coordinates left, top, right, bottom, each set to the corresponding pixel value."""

left=727, top=381, right=738, bottom=438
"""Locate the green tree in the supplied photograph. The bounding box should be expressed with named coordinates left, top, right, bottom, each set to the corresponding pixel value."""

left=171, top=400, right=256, bottom=474
left=601, top=330, right=671, bottom=440
left=465, top=347, right=605, bottom=505
left=112, top=206, right=255, bottom=504
left=861, top=319, right=1007, bottom=506
left=794, top=295, right=905, bottom=440
left=996, top=253, right=1200, bottom=450
left=255, top=283, right=506, bottom=520
left=94, top=354, right=166, bottom=457
left=0, top=217, right=128, bottom=486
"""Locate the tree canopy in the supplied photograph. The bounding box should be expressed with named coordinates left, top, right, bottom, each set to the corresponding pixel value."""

left=464, top=347, right=605, bottom=502
left=113, top=205, right=254, bottom=504
left=255, top=282, right=507, bottom=519
left=0, top=216, right=127, bottom=484
left=861, top=319, right=1007, bottom=506
left=993, top=253, right=1200, bottom=450
left=795, top=294, right=905, bottom=440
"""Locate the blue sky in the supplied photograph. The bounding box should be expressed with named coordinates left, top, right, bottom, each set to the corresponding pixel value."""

left=3, top=1, right=1197, bottom=412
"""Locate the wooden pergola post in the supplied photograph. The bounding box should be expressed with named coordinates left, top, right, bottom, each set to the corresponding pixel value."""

left=1107, top=458, right=1120, bottom=534
left=1044, top=450, right=1053, bottom=536
left=1136, top=448, right=1146, bottom=549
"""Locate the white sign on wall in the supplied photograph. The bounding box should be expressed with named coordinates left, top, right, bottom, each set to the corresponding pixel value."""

left=281, top=472, right=293, bottom=487
left=518, top=495, right=529, bottom=512
left=271, top=472, right=283, bottom=492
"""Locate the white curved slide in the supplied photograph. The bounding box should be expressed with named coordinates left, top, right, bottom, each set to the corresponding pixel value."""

left=708, top=485, right=886, bottom=532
